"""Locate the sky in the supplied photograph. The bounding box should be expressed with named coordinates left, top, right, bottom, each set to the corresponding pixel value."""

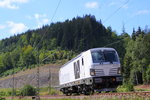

left=0, top=0, right=150, bottom=40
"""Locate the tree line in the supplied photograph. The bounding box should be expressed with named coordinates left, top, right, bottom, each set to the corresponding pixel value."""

left=0, top=15, right=150, bottom=84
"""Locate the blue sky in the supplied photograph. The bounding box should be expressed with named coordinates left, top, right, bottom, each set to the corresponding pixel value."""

left=0, top=0, right=150, bottom=40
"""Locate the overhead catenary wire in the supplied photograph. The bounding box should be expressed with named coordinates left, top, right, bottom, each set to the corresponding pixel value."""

left=32, top=0, right=125, bottom=97
left=31, top=0, right=62, bottom=99
left=103, top=40, right=122, bottom=47
left=41, top=0, right=129, bottom=62
left=35, top=0, right=128, bottom=91
left=33, top=0, right=62, bottom=51
left=50, top=0, right=62, bottom=23
left=100, top=0, right=130, bottom=47
left=40, top=0, right=62, bottom=62
left=103, top=0, right=130, bottom=23
left=9, top=0, right=130, bottom=99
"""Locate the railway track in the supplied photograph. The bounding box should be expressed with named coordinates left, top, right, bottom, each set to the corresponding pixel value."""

left=38, top=91, right=150, bottom=99
left=4, top=91, right=150, bottom=100
left=97, top=91, right=150, bottom=98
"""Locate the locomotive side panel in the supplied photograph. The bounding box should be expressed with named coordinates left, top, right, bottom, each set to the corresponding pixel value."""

left=59, top=50, right=92, bottom=86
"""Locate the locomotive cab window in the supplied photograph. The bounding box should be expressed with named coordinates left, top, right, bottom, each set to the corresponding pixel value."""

left=103, top=50, right=118, bottom=62
left=91, top=51, right=104, bottom=63
left=91, top=50, right=118, bottom=63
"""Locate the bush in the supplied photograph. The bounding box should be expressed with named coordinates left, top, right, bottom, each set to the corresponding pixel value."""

left=0, top=88, right=12, bottom=97
left=117, top=83, right=134, bottom=92
left=0, top=91, right=6, bottom=96
left=49, top=88, right=58, bottom=95
left=20, top=85, right=36, bottom=96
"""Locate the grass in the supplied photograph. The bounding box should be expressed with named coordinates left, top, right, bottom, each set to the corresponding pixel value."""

left=0, top=88, right=12, bottom=97
left=0, top=86, right=61, bottom=97
left=134, top=86, right=150, bottom=91
left=135, top=88, right=150, bottom=91
left=0, top=85, right=150, bottom=100
left=39, top=87, right=62, bottom=96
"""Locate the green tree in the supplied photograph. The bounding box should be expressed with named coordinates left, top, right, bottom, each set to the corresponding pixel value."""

left=0, top=54, right=5, bottom=74
left=21, top=45, right=36, bottom=67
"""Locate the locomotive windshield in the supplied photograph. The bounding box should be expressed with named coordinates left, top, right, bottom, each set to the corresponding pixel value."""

left=91, top=50, right=118, bottom=63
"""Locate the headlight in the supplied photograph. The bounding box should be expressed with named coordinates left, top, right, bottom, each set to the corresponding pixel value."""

left=90, top=69, right=95, bottom=76
left=112, top=78, right=116, bottom=82
left=117, top=67, right=121, bottom=74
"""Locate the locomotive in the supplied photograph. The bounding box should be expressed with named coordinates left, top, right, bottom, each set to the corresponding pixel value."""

left=59, top=48, right=122, bottom=95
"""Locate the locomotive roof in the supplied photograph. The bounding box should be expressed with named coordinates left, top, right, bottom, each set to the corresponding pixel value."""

left=60, top=47, right=115, bottom=68
left=89, top=47, right=115, bottom=52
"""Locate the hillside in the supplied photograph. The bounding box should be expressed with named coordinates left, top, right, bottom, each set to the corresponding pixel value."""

left=0, top=14, right=150, bottom=87
left=0, top=64, right=60, bottom=88
left=0, top=15, right=125, bottom=77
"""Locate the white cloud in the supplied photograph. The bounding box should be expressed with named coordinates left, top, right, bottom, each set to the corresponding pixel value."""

left=85, top=1, right=99, bottom=9
left=7, top=21, right=27, bottom=34
left=108, top=2, right=118, bottom=7
left=42, top=18, right=49, bottom=24
left=108, top=1, right=129, bottom=9
left=27, top=13, right=50, bottom=28
left=0, top=25, right=6, bottom=29
left=0, top=0, right=29, bottom=9
left=135, top=10, right=150, bottom=16
left=34, top=13, right=46, bottom=19
left=34, top=14, right=49, bottom=28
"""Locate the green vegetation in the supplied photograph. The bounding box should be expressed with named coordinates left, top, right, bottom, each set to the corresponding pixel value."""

left=0, top=86, right=61, bottom=97
left=20, top=84, right=36, bottom=96
left=134, top=88, right=150, bottom=92
left=0, top=15, right=150, bottom=88
left=134, top=85, right=150, bottom=91
left=123, top=31, right=150, bottom=84
left=39, top=87, right=62, bottom=96
left=0, top=88, right=12, bottom=97
left=0, top=86, right=150, bottom=99
left=117, top=83, right=134, bottom=92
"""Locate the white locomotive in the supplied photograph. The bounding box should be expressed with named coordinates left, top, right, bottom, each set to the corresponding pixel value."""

left=59, top=48, right=122, bottom=95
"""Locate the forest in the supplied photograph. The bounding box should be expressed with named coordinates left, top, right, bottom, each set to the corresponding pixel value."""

left=0, top=15, right=150, bottom=85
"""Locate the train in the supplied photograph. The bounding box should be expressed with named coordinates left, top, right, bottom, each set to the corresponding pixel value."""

left=59, top=48, right=122, bottom=95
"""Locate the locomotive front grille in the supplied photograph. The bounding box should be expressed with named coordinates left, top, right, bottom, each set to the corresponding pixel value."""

left=95, top=69, right=104, bottom=76
left=109, top=68, right=118, bottom=75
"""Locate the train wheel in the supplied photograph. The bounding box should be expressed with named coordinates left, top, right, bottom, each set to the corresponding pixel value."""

left=83, top=85, right=94, bottom=95
left=82, top=85, right=90, bottom=95
left=63, top=88, right=72, bottom=96
left=90, top=85, right=94, bottom=95
left=65, top=92, right=72, bottom=96
left=82, top=85, right=87, bottom=95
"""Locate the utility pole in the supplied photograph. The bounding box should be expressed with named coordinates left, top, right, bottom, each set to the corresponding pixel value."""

left=36, top=52, right=40, bottom=100
left=11, top=66, right=15, bottom=100
left=41, top=55, right=52, bottom=95
left=48, top=66, right=51, bottom=94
